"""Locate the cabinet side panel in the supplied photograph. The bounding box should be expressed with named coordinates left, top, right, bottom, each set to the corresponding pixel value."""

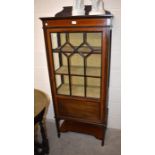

left=42, top=27, right=59, bottom=116
left=100, top=28, right=109, bottom=122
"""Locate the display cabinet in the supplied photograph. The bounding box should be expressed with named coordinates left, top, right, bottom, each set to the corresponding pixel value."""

left=40, top=6, right=113, bottom=146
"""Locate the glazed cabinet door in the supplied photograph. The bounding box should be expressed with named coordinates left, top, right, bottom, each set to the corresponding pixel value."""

left=44, top=27, right=108, bottom=122
left=50, top=31, right=104, bottom=99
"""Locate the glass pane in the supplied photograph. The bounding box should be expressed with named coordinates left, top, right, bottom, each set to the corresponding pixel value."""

left=55, top=75, right=62, bottom=88
left=70, top=53, right=84, bottom=75
left=70, top=53, right=83, bottom=66
left=69, top=33, right=83, bottom=47
left=86, top=54, right=101, bottom=77
left=55, top=53, right=68, bottom=74
left=57, top=75, right=70, bottom=96
left=53, top=53, right=60, bottom=71
left=87, top=77, right=101, bottom=98
left=71, top=76, right=84, bottom=97
left=87, top=32, right=102, bottom=52
left=51, top=33, right=58, bottom=49
left=61, top=44, right=74, bottom=52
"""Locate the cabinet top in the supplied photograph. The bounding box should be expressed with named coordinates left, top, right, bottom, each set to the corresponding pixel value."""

left=40, top=5, right=113, bottom=21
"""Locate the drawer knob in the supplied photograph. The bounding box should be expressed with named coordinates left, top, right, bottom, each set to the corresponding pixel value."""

left=71, top=21, right=77, bottom=25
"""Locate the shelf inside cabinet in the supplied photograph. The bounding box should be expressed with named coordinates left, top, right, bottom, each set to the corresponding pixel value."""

left=57, top=84, right=100, bottom=98
left=55, top=66, right=101, bottom=77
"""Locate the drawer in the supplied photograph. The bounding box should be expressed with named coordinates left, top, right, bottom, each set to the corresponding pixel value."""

left=57, top=98, right=100, bottom=122
left=43, top=18, right=108, bottom=28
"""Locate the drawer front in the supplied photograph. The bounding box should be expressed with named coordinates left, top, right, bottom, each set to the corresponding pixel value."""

left=43, top=18, right=108, bottom=28
left=57, top=98, right=100, bottom=122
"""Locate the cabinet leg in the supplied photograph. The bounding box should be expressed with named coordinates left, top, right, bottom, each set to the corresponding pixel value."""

left=101, top=126, right=107, bottom=146
left=55, top=118, right=61, bottom=138
left=101, top=139, right=105, bottom=146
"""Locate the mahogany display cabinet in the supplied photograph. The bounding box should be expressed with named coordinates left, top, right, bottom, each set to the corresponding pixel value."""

left=40, top=6, right=113, bottom=146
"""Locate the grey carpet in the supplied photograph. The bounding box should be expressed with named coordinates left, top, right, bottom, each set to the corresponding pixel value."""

left=45, top=120, right=121, bottom=155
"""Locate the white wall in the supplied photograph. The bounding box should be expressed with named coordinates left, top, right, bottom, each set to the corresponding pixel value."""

left=34, top=0, right=121, bottom=129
